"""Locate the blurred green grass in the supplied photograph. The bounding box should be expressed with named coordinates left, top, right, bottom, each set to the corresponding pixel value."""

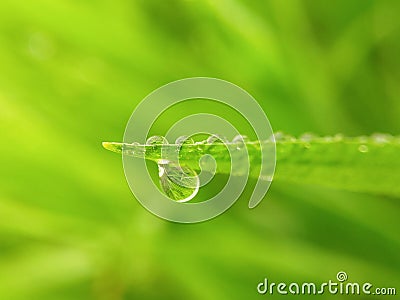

left=0, top=0, right=399, bottom=299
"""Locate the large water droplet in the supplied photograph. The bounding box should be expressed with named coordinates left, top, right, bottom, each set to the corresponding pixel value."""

left=158, top=162, right=199, bottom=202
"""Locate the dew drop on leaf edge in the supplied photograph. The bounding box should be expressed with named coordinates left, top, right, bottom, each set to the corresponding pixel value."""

left=157, top=162, right=200, bottom=202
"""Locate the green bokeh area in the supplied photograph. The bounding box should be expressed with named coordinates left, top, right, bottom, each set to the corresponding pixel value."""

left=1, top=1, right=400, bottom=299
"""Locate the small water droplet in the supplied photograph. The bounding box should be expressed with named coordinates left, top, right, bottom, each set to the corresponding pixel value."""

left=175, top=135, right=194, bottom=145
left=273, top=131, right=285, bottom=141
left=158, top=162, right=199, bottom=202
left=299, top=133, right=316, bottom=143
left=333, top=133, right=344, bottom=142
left=260, top=175, right=273, bottom=182
left=146, top=136, right=168, bottom=146
left=232, top=135, right=248, bottom=150
left=371, top=133, right=391, bottom=144
left=206, top=134, right=227, bottom=144
left=123, top=142, right=141, bottom=155
left=268, top=134, right=275, bottom=142
left=232, top=135, right=248, bottom=143
left=358, top=145, right=369, bottom=153
left=356, top=136, right=368, bottom=143
left=275, top=132, right=295, bottom=142
left=299, top=133, right=315, bottom=148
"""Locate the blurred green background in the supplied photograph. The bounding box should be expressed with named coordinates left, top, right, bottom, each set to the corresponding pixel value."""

left=1, top=0, right=399, bottom=299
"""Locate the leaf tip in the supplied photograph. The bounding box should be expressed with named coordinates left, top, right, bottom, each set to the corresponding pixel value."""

left=102, top=142, right=123, bottom=154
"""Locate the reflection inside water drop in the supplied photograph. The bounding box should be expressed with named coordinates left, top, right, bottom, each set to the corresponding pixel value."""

left=157, top=162, right=200, bottom=202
